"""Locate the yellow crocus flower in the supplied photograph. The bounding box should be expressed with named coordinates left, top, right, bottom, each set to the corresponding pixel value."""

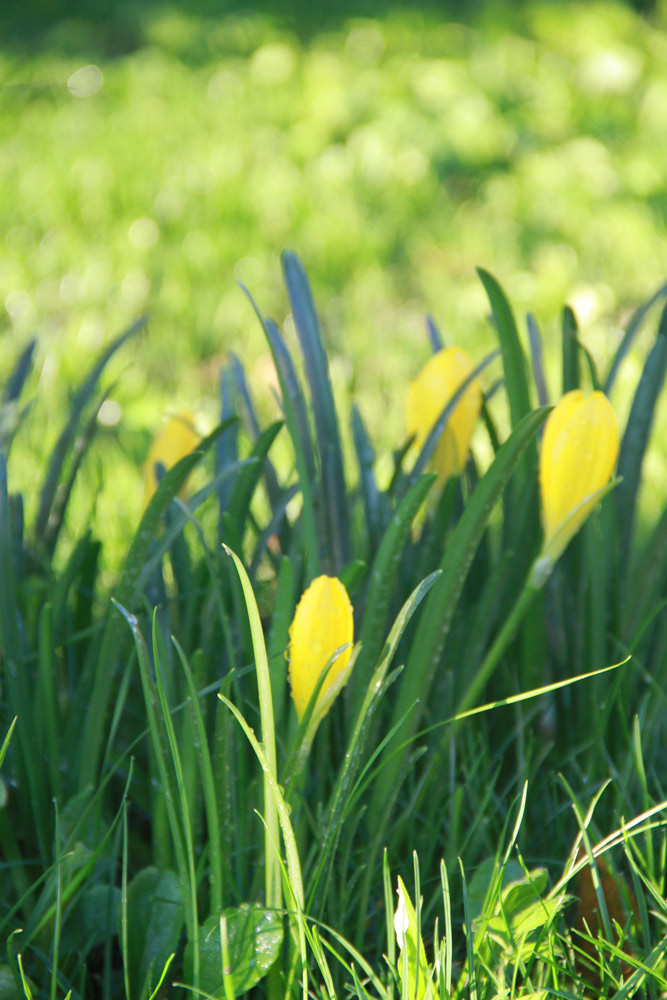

left=539, top=389, right=619, bottom=567
left=287, top=575, right=354, bottom=722
left=143, top=411, right=199, bottom=509
left=406, top=348, right=482, bottom=482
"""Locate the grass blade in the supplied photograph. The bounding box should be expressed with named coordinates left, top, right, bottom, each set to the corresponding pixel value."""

left=223, top=546, right=280, bottom=913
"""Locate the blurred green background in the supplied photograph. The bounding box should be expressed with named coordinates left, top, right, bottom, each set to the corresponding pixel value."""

left=2, top=0, right=667, bottom=565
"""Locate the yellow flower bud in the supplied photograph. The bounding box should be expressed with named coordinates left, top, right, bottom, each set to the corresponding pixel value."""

left=143, top=411, right=199, bottom=509
left=406, top=348, right=482, bottom=482
left=539, top=390, right=619, bottom=566
left=287, top=575, right=354, bottom=722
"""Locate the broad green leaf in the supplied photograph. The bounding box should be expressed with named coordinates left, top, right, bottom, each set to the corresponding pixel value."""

left=60, top=885, right=120, bottom=954
left=124, top=868, right=183, bottom=1000
left=184, top=906, right=283, bottom=998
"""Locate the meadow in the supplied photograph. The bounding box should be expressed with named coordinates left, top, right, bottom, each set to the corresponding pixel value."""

left=1, top=0, right=667, bottom=997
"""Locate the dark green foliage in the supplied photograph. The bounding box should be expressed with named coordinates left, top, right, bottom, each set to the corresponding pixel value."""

left=0, top=258, right=666, bottom=999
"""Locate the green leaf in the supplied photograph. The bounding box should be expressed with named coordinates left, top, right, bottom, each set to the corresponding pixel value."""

left=311, top=572, right=440, bottom=910
left=372, top=406, right=549, bottom=819
left=60, top=884, right=120, bottom=954
left=184, top=905, right=283, bottom=998
left=282, top=249, right=351, bottom=573
left=527, top=313, right=549, bottom=407
left=478, top=268, right=532, bottom=427
left=216, top=361, right=241, bottom=515
left=394, top=876, right=433, bottom=1000
left=616, top=301, right=667, bottom=570
left=241, top=282, right=319, bottom=581
left=124, top=868, right=184, bottom=1000
left=34, top=315, right=145, bottom=545
left=77, top=420, right=230, bottom=791
left=604, top=279, right=667, bottom=394
left=265, top=556, right=295, bottom=732
left=562, top=305, right=580, bottom=393
left=349, top=472, right=436, bottom=714
left=225, top=420, right=283, bottom=537
left=351, top=403, right=382, bottom=551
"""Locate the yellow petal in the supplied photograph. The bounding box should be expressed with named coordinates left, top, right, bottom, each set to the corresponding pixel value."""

left=287, top=576, right=354, bottom=721
left=406, top=348, right=482, bottom=482
left=143, top=411, right=199, bottom=508
left=539, top=390, right=619, bottom=561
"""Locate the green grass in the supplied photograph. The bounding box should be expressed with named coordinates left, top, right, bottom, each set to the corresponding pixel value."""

left=2, top=0, right=667, bottom=564
left=1, top=2, right=667, bottom=996
left=1, top=250, right=667, bottom=998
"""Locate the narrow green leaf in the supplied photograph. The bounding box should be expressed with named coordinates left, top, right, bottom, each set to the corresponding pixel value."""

left=216, top=362, right=240, bottom=517
left=526, top=313, right=549, bottom=407
left=312, top=572, right=440, bottom=909
left=2, top=338, right=36, bottom=405
left=151, top=616, right=200, bottom=988
left=227, top=351, right=282, bottom=510
left=282, top=249, right=350, bottom=573
left=265, top=557, right=295, bottom=736
left=351, top=403, right=382, bottom=551
left=77, top=421, right=229, bottom=791
left=37, top=602, right=61, bottom=801
left=349, top=473, right=436, bottom=714
left=34, top=315, right=146, bottom=544
left=426, top=314, right=444, bottom=352
left=0, top=717, right=17, bottom=770
left=372, top=406, right=549, bottom=818
left=223, top=547, right=280, bottom=913
left=477, top=268, right=532, bottom=427
left=616, top=302, right=667, bottom=569
left=225, top=421, right=283, bottom=537
left=0, top=452, right=49, bottom=860
left=562, top=305, right=580, bottom=394
left=173, top=638, right=224, bottom=915
left=241, top=282, right=319, bottom=581
left=604, top=279, right=667, bottom=394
